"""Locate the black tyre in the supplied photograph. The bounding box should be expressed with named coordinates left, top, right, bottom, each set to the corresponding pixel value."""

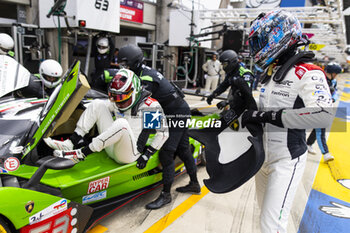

left=0, top=217, right=13, bottom=233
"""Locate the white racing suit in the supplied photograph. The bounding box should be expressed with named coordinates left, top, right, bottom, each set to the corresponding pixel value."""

left=75, top=97, right=168, bottom=164
left=256, top=63, right=333, bottom=233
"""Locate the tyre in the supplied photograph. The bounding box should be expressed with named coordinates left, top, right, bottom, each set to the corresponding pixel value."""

left=0, top=217, right=13, bottom=233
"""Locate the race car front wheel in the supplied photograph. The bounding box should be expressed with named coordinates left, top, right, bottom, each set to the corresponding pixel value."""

left=0, top=217, right=13, bottom=233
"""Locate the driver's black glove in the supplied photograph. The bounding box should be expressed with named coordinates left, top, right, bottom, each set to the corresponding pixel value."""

left=206, top=94, right=216, bottom=105
left=241, top=109, right=284, bottom=128
left=136, top=146, right=157, bottom=169
left=216, top=100, right=228, bottom=110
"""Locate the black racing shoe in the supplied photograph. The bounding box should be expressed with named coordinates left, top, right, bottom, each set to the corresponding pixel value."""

left=176, top=181, right=201, bottom=194
left=145, top=191, right=172, bottom=210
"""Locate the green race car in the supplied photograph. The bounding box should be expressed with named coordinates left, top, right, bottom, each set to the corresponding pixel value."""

left=0, top=60, right=203, bottom=233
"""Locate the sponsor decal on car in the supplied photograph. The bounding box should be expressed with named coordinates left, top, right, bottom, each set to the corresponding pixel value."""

left=0, top=167, right=8, bottom=173
left=29, top=199, right=67, bottom=225
left=4, top=157, right=20, bottom=171
left=82, top=190, right=107, bottom=204
left=22, top=207, right=74, bottom=233
left=25, top=201, right=35, bottom=214
left=87, top=176, right=110, bottom=194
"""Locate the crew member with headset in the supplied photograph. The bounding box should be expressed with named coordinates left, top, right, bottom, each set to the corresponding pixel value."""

left=92, top=36, right=115, bottom=92
left=118, top=44, right=200, bottom=210
left=16, top=59, right=63, bottom=98
left=206, top=49, right=254, bottom=109
left=0, top=33, right=15, bottom=57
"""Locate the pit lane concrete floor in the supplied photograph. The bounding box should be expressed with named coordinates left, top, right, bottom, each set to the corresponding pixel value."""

left=87, top=76, right=349, bottom=233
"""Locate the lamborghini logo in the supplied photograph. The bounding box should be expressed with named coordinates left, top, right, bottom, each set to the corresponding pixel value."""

left=25, top=201, right=34, bottom=213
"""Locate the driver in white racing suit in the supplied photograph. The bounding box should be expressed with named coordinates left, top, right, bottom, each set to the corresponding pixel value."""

left=241, top=10, right=334, bottom=233
left=44, top=69, right=169, bottom=167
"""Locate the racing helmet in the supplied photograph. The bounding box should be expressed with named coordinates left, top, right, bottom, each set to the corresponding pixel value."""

left=39, top=59, right=63, bottom=88
left=219, top=50, right=239, bottom=74
left=0, top=33, right=14, bottom=55
left=108, top=68, right=142, bottom=111
left=117, top=44, right=144, bottom=72
left=97, top=37, right=110, bottom=54
left=325, top=62, right=342, bottom=74
left=248, top=10, right=303, bottom=70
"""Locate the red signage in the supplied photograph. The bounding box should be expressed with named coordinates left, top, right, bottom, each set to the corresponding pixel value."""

left=120, top=0, right=144, bottom=24
left=87, top=176, right=110, bottom=194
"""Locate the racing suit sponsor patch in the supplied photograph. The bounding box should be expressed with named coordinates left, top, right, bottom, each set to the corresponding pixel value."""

left=295, top=66, right=306, bottom=80
left=87, top=176, right=110, bottom=194
left=144, top=97, right=157, bottom=106
left=271, top=90, right=289, bottom=97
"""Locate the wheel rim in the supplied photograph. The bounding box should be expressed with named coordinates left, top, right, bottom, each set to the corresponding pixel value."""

left=0, top=224, right=7, bottom=233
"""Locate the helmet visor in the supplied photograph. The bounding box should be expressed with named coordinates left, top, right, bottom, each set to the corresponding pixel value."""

left=97, top=45, right=108, bottom=50
left=108, top=88, right=134, bottom=103
left=249, top=33, right=269, bottom=56
left=118, top=61, right=129, bottom=69
left=1, top=48, right=9, bottom=53
left=222, top=61, right=229, bottom=70
left=43, top=74, right=60, bottom=83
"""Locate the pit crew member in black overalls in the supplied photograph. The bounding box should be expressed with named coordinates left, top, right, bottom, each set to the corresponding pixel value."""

left=206, top=49, right=255, bottom=109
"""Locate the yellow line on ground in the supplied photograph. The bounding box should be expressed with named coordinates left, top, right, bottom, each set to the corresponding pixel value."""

left=144, top=186, right=210, bottom=233
left=197, top=105, right=216, bottom=110
left=339, top=92, right=350, bottom=101
left=86, top=224, right=108, bottom=233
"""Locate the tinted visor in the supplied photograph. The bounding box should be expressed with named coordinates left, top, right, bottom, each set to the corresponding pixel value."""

left=249, top=33, right=269, bottom=56
left=108, top=87, right=133, bottom=103
left=222, top=61, right=229, bottom=70
left=43, top=74, right=60, bottom=82
left=97, top=45, right=108, bottom=50
left=118, top=61, right=129, bottom=69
